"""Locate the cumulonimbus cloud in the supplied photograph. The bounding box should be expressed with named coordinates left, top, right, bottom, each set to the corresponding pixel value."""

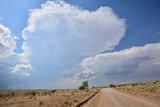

left=0, top=1, right=127, bottom=88
left=21, top=1, right=126, bottom=76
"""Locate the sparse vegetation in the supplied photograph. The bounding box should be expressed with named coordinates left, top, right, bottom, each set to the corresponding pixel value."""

left=115, top=80, right=160, bottom=100
left=0, top=88, right=99, bottom=107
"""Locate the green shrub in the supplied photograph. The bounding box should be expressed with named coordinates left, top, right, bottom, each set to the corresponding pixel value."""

left=79, top=85, right=85, bottom=90
left=110, top=84, right=116, bottom=88
left=79, top=81, right=89, bottom=90
left=51, top=90, right=56, bottom=93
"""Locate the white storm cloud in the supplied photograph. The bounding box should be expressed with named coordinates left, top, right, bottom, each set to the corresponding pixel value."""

left=0, top=24, right=32, bottom=76
left=11, top=64, right=32, bottom=76
left=18, top=42, right=31, bottom=63
left=22, top=1, right=126, bottom=75
left=0, top=25, right=16, bottom=60
left=0, top=0, right=126, bottom=81
left=72, top=43, right=160, bottom=86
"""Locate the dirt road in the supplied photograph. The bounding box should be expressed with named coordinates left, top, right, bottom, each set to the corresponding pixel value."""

left=82, top=88, right=159, bottom=107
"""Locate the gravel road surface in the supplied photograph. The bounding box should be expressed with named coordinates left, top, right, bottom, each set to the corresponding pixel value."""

left=82, top=88, right=159, bottom=107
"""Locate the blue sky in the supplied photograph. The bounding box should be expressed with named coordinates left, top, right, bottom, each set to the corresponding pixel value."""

left=0, top=0, right=160, bottom=89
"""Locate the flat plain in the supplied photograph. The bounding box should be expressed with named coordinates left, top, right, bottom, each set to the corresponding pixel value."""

left=0, top=89, right=99, bottom=107
left=115, top=80, right=160, bottom=101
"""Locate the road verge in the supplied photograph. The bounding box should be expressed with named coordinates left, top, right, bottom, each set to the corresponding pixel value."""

left=76, top=89, right=100, bottom=107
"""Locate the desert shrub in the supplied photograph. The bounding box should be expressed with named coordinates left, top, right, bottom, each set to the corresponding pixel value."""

left=153, top=80, right=159, bottom=84
left=11, top=92, right=15, bottom=96
left=0, top=94, right=3, bottom=97
left=30, top=91, right=36, bottom=97
left=39, top=101, right=44, bottom=105
left=131, top=84, right=137, bottom=86
left=110, top=84, right=116, bottom=88
left=51, top=90, right=56, bottom=93
left=62, top=101, right=72, bottom=107
left=79, top=85, right=85, bottom=90
left=64, top=101, right=68, bottom=104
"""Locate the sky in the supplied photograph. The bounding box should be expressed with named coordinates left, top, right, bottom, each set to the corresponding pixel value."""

left=0, top=0, right=160, bottom=89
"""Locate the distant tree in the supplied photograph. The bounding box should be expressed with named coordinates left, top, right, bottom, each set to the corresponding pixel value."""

left=82, top=81, right=88, bottom=89
left=110, top=84, right=115, bottom=88
left=79, top=81, right=89, bottom=91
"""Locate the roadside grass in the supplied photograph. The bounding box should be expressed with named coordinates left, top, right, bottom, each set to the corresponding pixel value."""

left=0, top=88, right=99, bottom=107
left=115, top=80, right=160, bottom=99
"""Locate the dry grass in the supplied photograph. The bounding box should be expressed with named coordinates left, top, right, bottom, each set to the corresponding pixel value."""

left=0, top=89, right=99, bottom=107
left=115, top=80, right=160, bottom=100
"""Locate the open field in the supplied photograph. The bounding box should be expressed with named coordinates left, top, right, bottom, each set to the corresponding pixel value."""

left=0, top=81, right=159, bottom=107
left=0, top=89, right=99, bottom=107
left=115, top=80, right=160, bottom=101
